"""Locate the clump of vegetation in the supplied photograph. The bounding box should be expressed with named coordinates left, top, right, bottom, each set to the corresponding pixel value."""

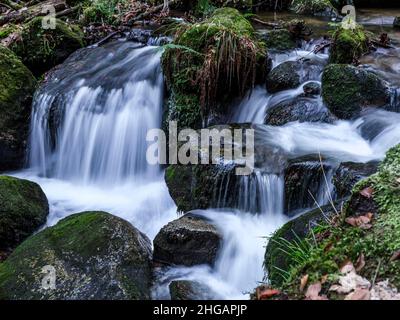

left=264, top=144, right=400, bottom=298
left=290, top=0, right=333, bottom=15
left=82, top=0, right=131, bottom=25
left=329, top=24, right=369, bottom=64
left=162, top=7, right=267, bottom=128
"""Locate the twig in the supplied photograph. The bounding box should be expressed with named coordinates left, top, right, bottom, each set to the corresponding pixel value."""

left=125, top=0, right=178, bottom=26
left=251, top=17, right=280, bottom=28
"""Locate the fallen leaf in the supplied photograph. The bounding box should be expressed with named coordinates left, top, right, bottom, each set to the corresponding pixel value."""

left=390, top=250, right=400, bottom=262
left=340, top=261, right=355, bottom=274
left=329, top=272, right=370, bottom=294
left=345, top=212, right=373, bottom=229
left=300, top=274, right=309, bottom=292
left=258, top=288, right=280, bottom=300
left=345, top=288, right=371, bottom=300
left=321, top=274, right=328, bottom=284
left=370, top=280, right=400, bottom=300
left=305, top=282, right=328, bottom=300
left=355, top=253, right=366, bottom=272
left=360, top=187, right=374, bottom=199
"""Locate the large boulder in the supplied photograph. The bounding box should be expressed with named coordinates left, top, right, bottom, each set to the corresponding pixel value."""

left=290, top=0, right=334, bottom=16
left=329, top=26, right=369, bottom=64
left=11, top=17, right=84, bottom=75
left=265, top=97, right=335, bottom=126
left=0, top=46, right=37, bottom=171
left=0, top=211, right=153, bottom=299
left=259, top=29, right=296, bottom=51
left=333, top=161, right=379, bottom=199
left=153, top=213, right=222, bottom=266
left=322, top=64, right=390, bottom=119
left=0, top=175, right=48, bottom=258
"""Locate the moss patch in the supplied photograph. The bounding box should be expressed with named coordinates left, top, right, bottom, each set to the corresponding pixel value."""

left=11, top=17, right=84, bottom=76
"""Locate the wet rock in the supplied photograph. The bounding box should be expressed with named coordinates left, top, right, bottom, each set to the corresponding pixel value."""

left=0, top=175, right=49, bottom=258
left=266, top=61, right=301, bottom=93
left=329, top=26, right=369, bottom=64
left=322, top=64, right=390, bottom=119
left=303, top=81, right=321, bottom=96
left=0, top=46, right=37, bottom=171
left=11, top=18, right=84, bottom=75
left=153, top=213, right=222, bottom=266
left=0, top=211, right=153, bottom=299
left=290, top=0, right=335, bottom=17
left=260, top=29, right=296, bottom=51
left=265, top=201, right=341, bottom=286
left=394, top=17, right=400, bottom=29
left=127, top=29, right=152, bottom=44
left=284, top=156, right=332, bottom=215
left=265, top=97, right=335, bottom=126
left=333, top=161, right=379, bottom=199
left=169, top=280, right=215, bottom=300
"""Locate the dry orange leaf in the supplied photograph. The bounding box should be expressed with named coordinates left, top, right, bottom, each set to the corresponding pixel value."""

left=258, top=288, right=280, bottom=300
left=345, top=212, right=373, bottom=229
left=305, top=282, right=328, bottom=300
left=355, top=253, right=366, bottom=272
left=300, top=274, right=309, bottom=292
left=360, top=187, right=374, bottom=199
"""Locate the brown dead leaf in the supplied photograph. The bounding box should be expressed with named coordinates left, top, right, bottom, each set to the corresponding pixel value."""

left=355, top=253, right=366, bottom=272
left=258, top=288, right=280, bottom=300
left=305, top=282, right=328, bottom=300
left=344, top=288, right=371, bottom=300
left=300, top=274, right=309, bottom=292
left=340, top=260, right=355, bottom=274
left=345, top=212, right=373, bottom=229
left=390, top=250, right=400, bottom=262
left=321, top=274, right=328, bottom=284
left=360, top=187, right=374, bottom=199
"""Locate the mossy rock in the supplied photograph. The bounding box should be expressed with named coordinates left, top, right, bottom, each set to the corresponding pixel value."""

left=266, top=61, right=303, bottom=93
left=162, top=8, right=267, bottom=128
left=0, top=211, right=153, bottom=300
left=264, top=202, right=341, bottom=286
left=290, top=0, right=334, bottom=16
left=260, top=29, right=297, bottom=51
left=0, top=175, right=48, bottom=257
left=322, top=64, right=390, bottom=119
left=329, top=25, right=369, bottom=64
left=11, top=18, right=84, bottom=76
left=169, top=280, right=215, bottom=300
left=0, top=46, right=37, bottom=171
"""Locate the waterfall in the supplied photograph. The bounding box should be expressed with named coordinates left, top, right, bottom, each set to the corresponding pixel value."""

left=29, top=43, right=163, bottom=185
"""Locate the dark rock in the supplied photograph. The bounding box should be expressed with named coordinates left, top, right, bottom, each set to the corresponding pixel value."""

left=0, top=46, right=37, bottom=171
left=153, top=213, right=222, bottom=266
left=284, top=156, right=333, bottom=215
left=333, top=161, right=379, bottom=199
left=169, top=280, right=215, bottom=300
left=0, top=175, right=49, bottom=258
left=303, top=81, right=321, bottom=96
left=266, top=61, right=301, bottom=93
left=345, top=181, right=379, bottom=218
left=265, top=97, right=335, bottom=126
left=265, top=201, right=342, bottom=286
left=0, top=211, right=153, bottom=299
left=127, top=29, right=152, bottom=44
left=322, top=64, right=390, bottom=119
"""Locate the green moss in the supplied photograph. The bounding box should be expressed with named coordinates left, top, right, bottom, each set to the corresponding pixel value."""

left=0, top=24, right=17, bottom=40
left=81, top=0, right=131, bottom=25
left=266, top=144, right=400, bottom=297
left=329, top=25, right=369, bottom=64
left=0, top=175, right=48, bottom=253
left=321, top=64, right=389, bottom=119
left=262, top=29, right=296, bottom=51
left=11, top=18, right=84, bottom=76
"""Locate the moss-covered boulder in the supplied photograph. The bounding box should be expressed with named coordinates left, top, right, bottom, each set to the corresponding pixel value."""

left=290, top=0, right=334, bottom=16
left=0, top=211, right=153, bottom=299
left=0, top=46, right=37, bottom=171
left=265, top=97, right=335, bottom=126
left=162, top=8, right=267, bottom=129
left=266, top=61, right=301, bottom=93
left=11, top=17, right=84, bottom=76
left=0, top=175, right=48, bottom=258
left=329, top=26, right=369, bottom=64
left=264, top=202, right=341, bottom=286
left=322, top=64, right=390, bottom=119
left=259, top=29, right=296, bottom=51
left=153, top=213, right=222, bottom=266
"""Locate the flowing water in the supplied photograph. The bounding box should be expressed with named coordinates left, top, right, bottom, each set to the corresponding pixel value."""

left=8, top=12, right=400, bottom=300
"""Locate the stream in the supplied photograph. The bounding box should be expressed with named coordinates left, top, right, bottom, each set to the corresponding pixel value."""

left=8, top=11, right=400, bottom=299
